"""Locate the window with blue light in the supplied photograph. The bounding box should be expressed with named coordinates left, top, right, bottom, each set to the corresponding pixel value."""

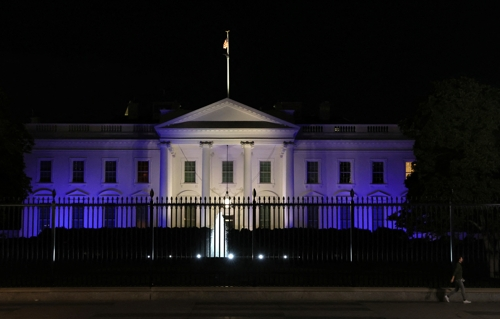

left=105, top=161, right=117, bottom=183
left=39, top=160, right=52, bottom=183
left=137, top=161, right=149, bottom=183
left=306, top=161, right=319, bottom=184
left=339, top=161, right=351, bottom=184
left=338, top=205, right=350, bottom=229
left=72, top=160, right=85, bottom=183
left=307, top=206, right=319, bottom=229
left=72, top=205, right=84, bottom=229
left=104, top=206, right=116, bottom=228
left=39, top=206, right=51, bottom=232
left=372, top=162, right=384, bottom=184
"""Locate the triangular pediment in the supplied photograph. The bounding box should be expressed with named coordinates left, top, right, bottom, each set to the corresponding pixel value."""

left=155, top=98, right=299, bottom=140
left=66, top=189, right=89, bottom=197
left=155, top=98, right=299, bottom=141
left=367, top=190, right=391, bottom=197
left=158, top=98, right=297, bottom=127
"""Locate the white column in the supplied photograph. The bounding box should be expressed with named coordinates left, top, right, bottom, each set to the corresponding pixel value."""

left=240, top=141, right=254, bottom=199
left=283, top=141, right=295, bottom=228
left=283, top=142, right=295, bottom=199
left=158, top=141, right=170, bottom=199
left=200, top=141, right=213, bottom=200
left=200, top=141, right=213, bottom=229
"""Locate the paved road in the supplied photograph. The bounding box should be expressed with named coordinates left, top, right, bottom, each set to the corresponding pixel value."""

left=1, top=300, right=500, bottom=319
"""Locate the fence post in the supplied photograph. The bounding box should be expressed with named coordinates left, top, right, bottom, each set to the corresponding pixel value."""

left=51, top=189, right=56, bottom=263
left=150, top=189, right=155, bottom=261
left=449, top=190, right=453, bottom=264
left=350, top=189, right=354, bottom=263
left=252, top=189, right=256, bottom=260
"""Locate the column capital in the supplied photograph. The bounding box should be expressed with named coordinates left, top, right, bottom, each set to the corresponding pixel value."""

left=240, top=141, right=254, bottom=148
left=159, top=141, right=175, bottom=156
left=158, top=141, right=171, bottom=148
left=199, top=141, right=213, bottom=148
left=281, top=141, right=295, bottom=157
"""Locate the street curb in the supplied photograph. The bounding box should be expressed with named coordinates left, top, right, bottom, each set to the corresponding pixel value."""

left=1, top=287, right=500, bottom=302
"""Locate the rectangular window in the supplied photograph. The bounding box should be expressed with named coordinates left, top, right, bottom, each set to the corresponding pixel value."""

left=39, top=206, right=51, bottom=232
left=39, top=161, right=52, bottom=183
left=307, top=161, right=319, bottom=184
left=184, top=205, right=196, bottom=227
left=137, top=161, right=149, bottom=183
left=105, top=161, right=117, bottom=183
left=372, top=162, right=384, bottom=184
left=72, top=160, right=85, bottom=183
left=260, top=161, right=271, bottom=183
left=339, top=162, right=351, bottom=184
left=185, top=161, right=196, bottom=183
left=372, top=206, right=384, bottom=231
left=222, top=161, right=233, bottom=183
left=307, top=206, right=319, bottom=229
left=339, top=205, right=350, bottom=229
left=72, top=205, right=84, bottom=229
left=405, top=161, right=414, bottom=179
left=136, top=205, right=148, bottom=228
left=104, top=206, right=116, bottom=228
left=259, top=205, right=271, bottom=229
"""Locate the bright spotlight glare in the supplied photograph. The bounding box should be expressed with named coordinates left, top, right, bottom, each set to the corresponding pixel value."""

left=258, top=254, right=264, bottom=259
left=283, top=255, right=288, bottom=259
left=228, top=253, right=234, bottom=259
left=196, top=254, right=202, bottom=259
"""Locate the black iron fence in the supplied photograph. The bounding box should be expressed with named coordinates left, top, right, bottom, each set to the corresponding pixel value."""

left=1, top=192, right=499, bottom=287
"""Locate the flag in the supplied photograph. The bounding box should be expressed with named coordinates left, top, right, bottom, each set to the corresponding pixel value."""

left=223, top=38, right=229, bottom=49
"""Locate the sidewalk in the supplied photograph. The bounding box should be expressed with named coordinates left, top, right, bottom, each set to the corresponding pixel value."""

left=1, top=287, right=500, bottom=302
left=1, top=298, right=500, bottom=319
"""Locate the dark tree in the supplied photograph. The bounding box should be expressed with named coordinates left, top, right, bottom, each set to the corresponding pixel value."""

left=0, top=89, right=34, bottom=199
left=400, top=77, right=500, bottom=202
left=398, top=77, right=500, bottom=278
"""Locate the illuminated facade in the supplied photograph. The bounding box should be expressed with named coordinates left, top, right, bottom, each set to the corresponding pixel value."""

left=19, top=98, right=415, bottom=237
left=25, top=98, right=414, bottom=200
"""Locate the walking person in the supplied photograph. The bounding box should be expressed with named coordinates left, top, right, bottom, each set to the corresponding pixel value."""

left=445, top=256, right=471, bottom=303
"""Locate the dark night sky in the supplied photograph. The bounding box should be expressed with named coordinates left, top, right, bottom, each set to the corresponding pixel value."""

left=1, top=1, right=499, bottom=124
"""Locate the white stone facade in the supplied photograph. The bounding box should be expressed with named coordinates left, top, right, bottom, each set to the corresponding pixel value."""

left=24, top=98, right=414, bottom=201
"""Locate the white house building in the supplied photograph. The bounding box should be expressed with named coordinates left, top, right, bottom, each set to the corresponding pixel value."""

left=21, top=98, right=414, bottom=237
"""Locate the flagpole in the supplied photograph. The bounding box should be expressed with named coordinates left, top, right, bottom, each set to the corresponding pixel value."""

left=225, top=30, right=230, bottom=98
